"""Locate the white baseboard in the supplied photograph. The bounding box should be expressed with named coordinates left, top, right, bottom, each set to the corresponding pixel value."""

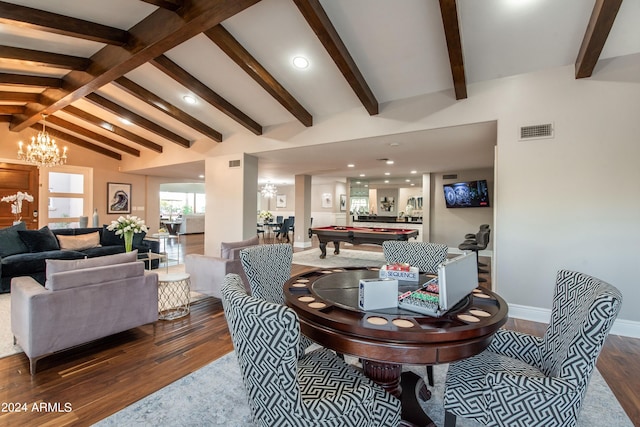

left=293, top=241, right=312, bottom=249
left=509, top=304, right=640, bottom=339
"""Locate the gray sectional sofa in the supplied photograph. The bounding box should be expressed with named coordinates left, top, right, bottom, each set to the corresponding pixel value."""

left=0, top=223, right=158, bottom=293
left=11, top=251, right=159, bottom=374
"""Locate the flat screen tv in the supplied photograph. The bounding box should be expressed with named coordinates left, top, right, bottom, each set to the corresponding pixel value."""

left=443, top=180, right=490, bottom=208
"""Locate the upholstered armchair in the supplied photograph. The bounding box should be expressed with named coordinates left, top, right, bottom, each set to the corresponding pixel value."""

left=220, top=274, right=401, bottom=427
left=443, top=269, right=622, bottom=427
left=382, top=240, right=448, bottom=274
left=184, top=236, right=259, bottom=298
left=240, top=244, right=314, bottom=355
left=382, top=240, right=448, bottom=389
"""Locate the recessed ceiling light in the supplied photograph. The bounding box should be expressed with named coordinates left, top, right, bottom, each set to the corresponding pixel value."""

left=389, top=142, right=400, bottom=147
left=410, top=170, right=417, bottom=174
left=183, top=95, right=197, bottom=105
left=384, top=172, right=390, bottom=176
left=347, top=163, right=355, bottom=168
left=405, top=179, right=410, bottom=182
left=384, top=180, right=389, bottom=183
left=198, top=174, right=205, bottom=179
left=292, top=56, right=309, bottom=69
left=386, top=160, right=394, bottom=165
left=359, top=174, right=365, bottom=177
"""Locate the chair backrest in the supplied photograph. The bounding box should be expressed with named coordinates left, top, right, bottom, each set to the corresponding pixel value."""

left=540, top=270, right=622, bottom=389
left=382, top=241, right=448, bottom=274
left=240, top=243, right=292, bottom=304
left=288, top=216, right=295, bottom=230
left=275, top=215, right=283, bottom=224
left=221, top=274, right=301, bottom=423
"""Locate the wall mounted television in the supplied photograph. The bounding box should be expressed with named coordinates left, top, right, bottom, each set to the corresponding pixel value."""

left=443, top=180, right=490, bottom=208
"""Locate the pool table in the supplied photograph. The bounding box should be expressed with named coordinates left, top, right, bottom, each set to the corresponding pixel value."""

left=309, top=226, right=419, bottom=258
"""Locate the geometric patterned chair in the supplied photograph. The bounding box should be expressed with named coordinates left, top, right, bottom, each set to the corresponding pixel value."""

left=382, top=240, right=448, bottom=274
left=443, top=270, right=623, bottom=427
left=221, top=274, right=401, bottom=427
left=240, top=243, right=314, bottom=355
left=382, top=240, right=448, bottom=388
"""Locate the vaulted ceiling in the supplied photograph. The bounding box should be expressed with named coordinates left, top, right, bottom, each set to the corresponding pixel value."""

left=0, top=0, right=638, bottom=184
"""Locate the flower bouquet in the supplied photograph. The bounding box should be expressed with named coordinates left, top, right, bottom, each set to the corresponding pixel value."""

left=107, top=215, right=148, bottom=252
left=258, top=210, right=274, bottom=223
left=1, top=191, right=34, bottom=224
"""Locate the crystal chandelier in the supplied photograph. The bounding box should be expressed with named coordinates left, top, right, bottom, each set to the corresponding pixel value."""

left=17, top=114, right=67, bottom=168
left=260, top=182, right=277, bottom=198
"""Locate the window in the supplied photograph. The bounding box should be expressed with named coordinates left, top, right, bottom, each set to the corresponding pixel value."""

left=43, top=167, right=93, bottom=229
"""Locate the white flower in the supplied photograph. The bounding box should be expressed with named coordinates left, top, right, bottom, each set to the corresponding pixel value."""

left=1, top=191, right=33, bottom=221
left=107, top=215, right=148, bottom=235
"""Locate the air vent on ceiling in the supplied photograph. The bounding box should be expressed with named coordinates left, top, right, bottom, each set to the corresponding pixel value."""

left=519, top=123, right=554, bottom=141
left=228, top=159, right=241, bottom=168
left=443, top=174, right=458, bottom=180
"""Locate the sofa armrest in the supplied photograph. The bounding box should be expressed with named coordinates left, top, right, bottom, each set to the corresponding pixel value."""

left=11, top=276, right=49, bottom=356
left=185, top=254, right=247, bottom=299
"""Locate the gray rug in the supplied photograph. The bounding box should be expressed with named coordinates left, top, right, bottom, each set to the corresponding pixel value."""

left=293, top=248, right=387, bottom=268
left=95, top=351, right=632, bottom=427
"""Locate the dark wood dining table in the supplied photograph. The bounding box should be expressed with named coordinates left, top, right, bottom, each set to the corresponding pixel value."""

left=284, top=267, right=508, bottom=427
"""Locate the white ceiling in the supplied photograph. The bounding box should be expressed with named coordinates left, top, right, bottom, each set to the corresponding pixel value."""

left=1, top=0, right=639, bottom=184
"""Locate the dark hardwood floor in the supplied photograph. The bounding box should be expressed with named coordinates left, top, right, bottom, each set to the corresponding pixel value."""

left=0, top=233, right=638, bottom=426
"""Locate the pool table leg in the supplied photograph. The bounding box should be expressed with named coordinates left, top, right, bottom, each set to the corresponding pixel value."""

left=333, top=241, right=340, bottom=255
left=319, top=242, right=328, bottom=258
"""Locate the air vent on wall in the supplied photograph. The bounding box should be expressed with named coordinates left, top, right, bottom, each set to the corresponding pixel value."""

left=228, top=159, right=241, bottom=168
left=519, top=123, right=554, bottom=141
left=443, top=174, right=458, bottom=180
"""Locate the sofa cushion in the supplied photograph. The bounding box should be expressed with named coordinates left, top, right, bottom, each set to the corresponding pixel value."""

left=2, top=250, right=86, bottom=276
left=221, top=236, right=259, bottom=260
left=45, top=250, right=139, bottom=285
left=18, top=226, right=60, bottom=252
left=46, top=261, right=145, bottom=291
left=57, top=231, right=101, bottom=251
left=0, top=222, right=28, bottom=257
left=81, top=246, right=125, bottom=258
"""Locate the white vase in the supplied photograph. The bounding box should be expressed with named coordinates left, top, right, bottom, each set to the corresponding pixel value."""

left=13, top=220, right=22, bottom=226
left=92, top=209, right=99, bottom=227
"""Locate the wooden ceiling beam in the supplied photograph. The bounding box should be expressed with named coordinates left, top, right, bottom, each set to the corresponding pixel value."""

left=0, top=105, right=25, bottom=114
left=0, top=1, right=128, bottom=45
left=0, top=73, right=61, bottom=88
left=204, top=24, right=312, bottom=127
left=84, top=93, right=191, bottom=148
left=28, top=124, right=122, bottom=160
left=139, top=0, right=184, bottom=12
left=9, top=0, right=260, bottom=132
left=575, top=0, right=623, bottom=79
left=438, top=0, right=467, bottom=100
left=0, top=91, right=41, bottom=103
left=46, top=115, right=141, bottom=157
left=293, top=0, right=378, bottom=115
left=151, top=55, right=262, bottom=135
left=63, top=106, right=163, bottom=153
left=112, top=77, right=223, bottom=142
left=0, top=45, right=91, bottom=71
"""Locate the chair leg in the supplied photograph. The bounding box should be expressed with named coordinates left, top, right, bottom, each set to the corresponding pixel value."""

left=444, top=411, right=457, bottom=427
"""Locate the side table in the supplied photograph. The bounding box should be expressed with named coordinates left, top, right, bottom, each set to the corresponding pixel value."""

left=157, top=273, right=191, bottom=320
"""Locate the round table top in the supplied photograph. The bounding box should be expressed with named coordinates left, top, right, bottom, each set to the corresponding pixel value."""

left=284, top=267, right=508, bottom=365
left=157, top=273, right=190, bottom=283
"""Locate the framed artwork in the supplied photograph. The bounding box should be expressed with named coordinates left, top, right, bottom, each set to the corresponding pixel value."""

left=107, top=182, right=131, bottom=214
left=339, top=194, right=347, bottom=211
left=322, top=193, right=332, bottom=208
left=276, top=194, right=287, bottom=208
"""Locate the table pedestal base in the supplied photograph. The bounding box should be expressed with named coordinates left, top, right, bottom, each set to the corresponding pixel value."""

left=362, top=360, right=434, bottom=427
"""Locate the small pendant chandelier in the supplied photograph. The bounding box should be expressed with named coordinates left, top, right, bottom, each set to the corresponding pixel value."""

left=260, top=182, right=277, bottom=198
left=17, top=114, right=68, bottom=168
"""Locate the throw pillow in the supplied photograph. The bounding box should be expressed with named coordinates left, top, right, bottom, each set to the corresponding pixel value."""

left=18, top=226, right=60, bottom=252
left=0, top=222, right=29, bottom=257
left=100, top=225, right=122, bottom=246
left=57, top=231, right=101, bottom=251
left=45, top=250, right=139, bottom=286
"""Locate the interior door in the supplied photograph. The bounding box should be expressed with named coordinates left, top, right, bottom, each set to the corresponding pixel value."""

left=0, top=162, right=39, bottom=229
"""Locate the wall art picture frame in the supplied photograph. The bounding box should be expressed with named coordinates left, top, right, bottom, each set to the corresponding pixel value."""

left=107, top=182, right=131, bottom=214
left=276, top=194, right=287, bottom=208
left=340, top=194, right=347, bottom=211
left=322, top=193, right=332, bottom=208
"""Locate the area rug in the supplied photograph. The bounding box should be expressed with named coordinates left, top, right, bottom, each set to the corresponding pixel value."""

left=94, top=351, right=632, bottom=427
left=293, top=248, right=386, bottom=268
